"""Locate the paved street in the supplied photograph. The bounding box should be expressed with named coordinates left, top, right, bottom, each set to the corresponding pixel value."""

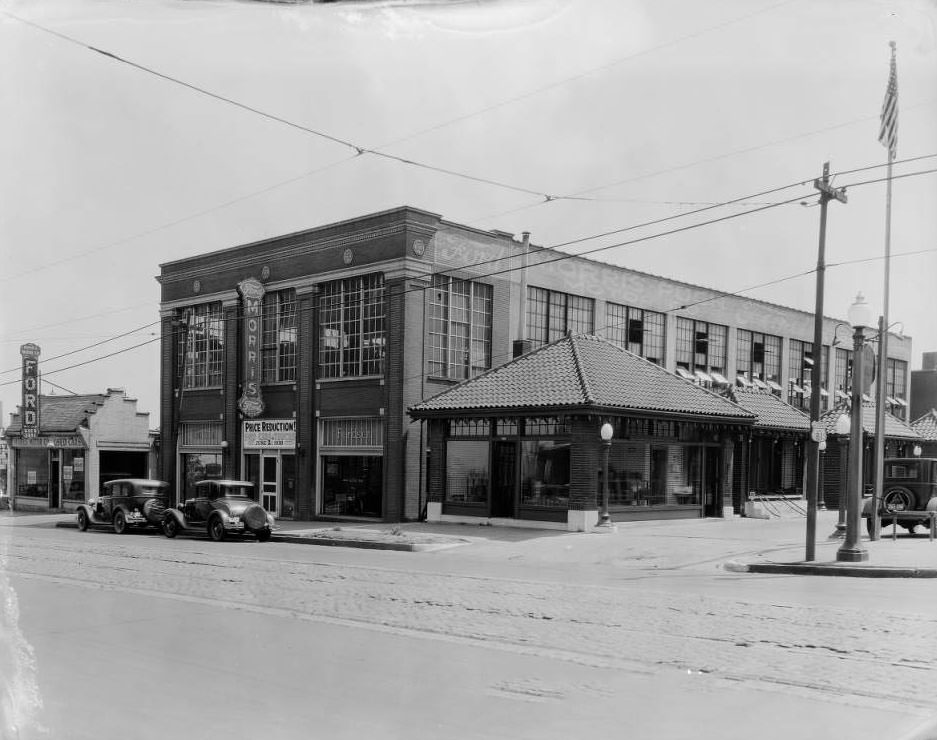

left=2, top=514, right=937, bottom=739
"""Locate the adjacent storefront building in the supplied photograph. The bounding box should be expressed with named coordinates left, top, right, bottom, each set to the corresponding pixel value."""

left=4, top=389, right=156, bottom=512
left=409, top=334, right=756, bottom=530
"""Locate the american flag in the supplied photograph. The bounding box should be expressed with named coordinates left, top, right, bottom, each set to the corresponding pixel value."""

left=878, top=42, right=898, bottom=159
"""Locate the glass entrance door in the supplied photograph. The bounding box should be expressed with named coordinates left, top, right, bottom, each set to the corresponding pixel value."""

left=245, top=453, right=280, bottom=516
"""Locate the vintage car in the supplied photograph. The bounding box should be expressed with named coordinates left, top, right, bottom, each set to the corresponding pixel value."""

left=76, top=479, right=170, bottom=534
left=863, top=457, right=937, bottom=534
left=162, top=479, right=275, bottom=542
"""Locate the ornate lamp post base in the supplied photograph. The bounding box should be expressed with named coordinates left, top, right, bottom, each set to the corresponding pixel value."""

left=828, top=521, right=847, bottom=539
left=836, top=545, right=869, bottom=562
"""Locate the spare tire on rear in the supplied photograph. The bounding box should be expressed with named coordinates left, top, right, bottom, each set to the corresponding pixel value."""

left=243, top=504, right=267, bottom=531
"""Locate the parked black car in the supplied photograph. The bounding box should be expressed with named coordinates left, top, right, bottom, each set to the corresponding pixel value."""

left=76, top=479, right=170, bottom=534
left=863, top=457, right=937, bottom=534
left=162, top=480, right=275, bottom=542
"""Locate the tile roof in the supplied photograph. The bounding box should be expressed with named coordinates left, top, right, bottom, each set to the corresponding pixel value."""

left=818, top=400, right=921, bottom=440
left=410, top=334, right=755, bottom=422
left=911, top=409, right=937, bottom=441
left=5, top=395, right=106, bottom=435
left=727, top=386, right=810, bottom=432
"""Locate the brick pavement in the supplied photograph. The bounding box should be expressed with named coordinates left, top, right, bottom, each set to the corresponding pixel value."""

left=4, top=520, right=937, bottom=717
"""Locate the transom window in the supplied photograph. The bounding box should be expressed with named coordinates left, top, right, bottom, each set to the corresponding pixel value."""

left=318, top=274, right=385, bottom=379
left=262, top=289, right=297, bottom=383
left=178, top=303, right=223, bottom=389
left=527, top=287, right=594, bottom=348
left=606, top=303, right=665, bottom=365
left=429, top=275, right=493, bottom=379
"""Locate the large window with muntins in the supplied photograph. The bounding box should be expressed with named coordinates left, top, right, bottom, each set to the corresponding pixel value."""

left=675, top=318, right=727, bottom=383
left=886, top=357, right=908, bottom=419
left=318, top=274, right=385, bottom=379
left=834, top=347, right=853, bottom=401
left=179, top=303, right=224, bottom=389
left=428, top=275, right=493, bottom=379
left=788, top=341, right=831, bottom=412
left=606, top=303, right=665, bottom=364
left=262, top=289, right=297, bottom=383
left=737, top=329, right=782, bottom=392
left=527, top=287, right=594, bottom=347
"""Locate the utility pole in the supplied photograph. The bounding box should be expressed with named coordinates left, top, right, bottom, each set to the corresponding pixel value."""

left=805, top=162, right=847, bottom=561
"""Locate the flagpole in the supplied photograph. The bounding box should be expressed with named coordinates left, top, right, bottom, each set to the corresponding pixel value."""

left=871, top=40, right=897, bottom=541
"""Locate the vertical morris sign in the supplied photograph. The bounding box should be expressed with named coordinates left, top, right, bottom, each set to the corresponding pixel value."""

left=237, top=278, right=266, bottom=418
left=20, top=343, right=40, bottom=438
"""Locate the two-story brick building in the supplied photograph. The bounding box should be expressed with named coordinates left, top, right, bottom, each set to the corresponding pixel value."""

left=156, top=206, right=913, bottom=525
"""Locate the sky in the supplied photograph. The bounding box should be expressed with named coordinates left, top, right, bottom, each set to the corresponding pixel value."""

left=1, top=0, right=935, bottom=429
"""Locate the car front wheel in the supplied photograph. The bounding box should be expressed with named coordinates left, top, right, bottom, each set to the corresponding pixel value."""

left=77, top=509, right=89, bottom=531
left=256, top=529, right=271, bottom=543
left=163, top=517, right=179, bottom=539
left=113, top=510, right=127, bottom=535
left=208, top=516, right=225, bottom=542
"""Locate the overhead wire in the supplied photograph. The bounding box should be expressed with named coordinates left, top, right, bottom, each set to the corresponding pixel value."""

left=6, top=164, right=936, bottom=386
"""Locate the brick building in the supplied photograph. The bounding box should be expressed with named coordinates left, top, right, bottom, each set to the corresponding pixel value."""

left=156, top=206, right=914, bottom=525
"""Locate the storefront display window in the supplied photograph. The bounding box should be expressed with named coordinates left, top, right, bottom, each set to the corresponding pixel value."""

left=62, top=450, right=85, bottom=501
left=182, top=452, right=222, bottom=500
left=322, top=455, right=382, bottom=517
left=520, top=440, right=569, bottom=508
left=15, top=448, right=47, bottom=498
left=445, top=441, right=489, bottom=503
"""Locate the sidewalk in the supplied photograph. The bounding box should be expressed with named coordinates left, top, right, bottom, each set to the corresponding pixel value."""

left=6, top=508, right=937, bottom=577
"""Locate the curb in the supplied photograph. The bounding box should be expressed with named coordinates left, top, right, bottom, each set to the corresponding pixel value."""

left=724, top=560, right=937, bottom=578
left=270, top=534, right=468, bottom=552
left=56, top=520, right=466, bottom=552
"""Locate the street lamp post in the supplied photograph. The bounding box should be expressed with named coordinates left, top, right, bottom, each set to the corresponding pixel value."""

left=837, top=293, right=872, bottom=563
left=830, top=413, right=851, bottom=539
left=597, top=422, right=614, bottom=528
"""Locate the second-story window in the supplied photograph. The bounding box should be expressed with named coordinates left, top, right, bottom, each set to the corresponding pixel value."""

left=737, top=329, right=782, bottom=393
left=834, top=347, right=853, bottom=401
left=788, top=341, right=831, bottom=412
left=318, top=274, right=385, bottom=379
left=428, top=275, right=493, bottom=380
left=886, top=357, right=908, bottom=419
left=178, top=302, right=224, bottom=389
left=262, top=289, right=297, bottom=383
left=606, top=303, right=665, bottom=365
left=676, top=318, right=727, bottom=384
left=527, top=287, right=594, bottom=348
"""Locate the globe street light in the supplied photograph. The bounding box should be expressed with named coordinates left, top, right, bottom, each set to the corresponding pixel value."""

left=837, top=293, right=872, bottom=563
left=596, top=422, right=614, bottom=528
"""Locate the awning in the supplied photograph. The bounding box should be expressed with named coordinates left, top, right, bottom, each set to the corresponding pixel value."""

left=766, top=380, right=784, bottom=392
left=789, top=381, right=805, bottom=394
left=694, top=369, right=713, bottom=384
left=835, top=390, right=848, bottom=400
left=751, top=378, right=769, bottom=390
left=894, top=397, right=908, bottom=407
left=736, top=375, right=751, bottom=387
left=675, top=367, right=695, bottom=381
left=710, top=372, right=729, bottom=386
